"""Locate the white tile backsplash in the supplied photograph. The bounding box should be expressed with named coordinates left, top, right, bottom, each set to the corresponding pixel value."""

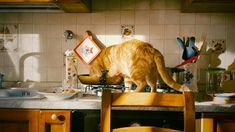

left=61, top=13, right=77, bottom=25
left=77, top=13, right=92, bottom=24
left=47, top=67, right=62, bottom=81
left=211, top=14, right=226, bottom=25
left=18, top=13, right=33, bottom=24
left=164, top=54, right=180, bottom=67
left=135, top=10, right=150, bottom=25
left=0, top=0, right=234, bottom=83
left=47, top=53, right=63, bottom=67
left=164, top=25, right=179, bottom=39
left=164, top=10, right=180, bottom=24
left=121, top=11, right=135, bottom=24
left=47, top=24, right=62, bottom=38
left=33, top=24, right=48, bottom=38
left=195, top=25, right=211, bottom=39
left=0, top=13, right=18, bottom=23
left=106, top=11, right=121, bottom=24
left=196, top=13, right=211, bottom=24
left=47, top=13, right=61, bottom=25
left=150, top=39, right=164, bottom=54
left=33, top=13, right=48, bottom=24
left=32, top=53, right=48, bottom=68
left=19, top=24, right=33, bottom=38
left=19, top=37, right=33, bottom=53
left=150, top=25, right=164, bottom=39
left=91, top=12, right=106, bottom=24
left=180, top=25, right=196, bottom=37
left=226, top=14, right=235, bottom=25
left=32, top=36, right=47, bottom=53
left=135, top=25, right=150, bottom=41
left=150, top=10, right=165, bottom=24
left=180, top=13, right=196, bottom=24
left=164, top=39, right=180, bottom=54
left=47, top=38, right=62, bottom=53
left=210, top=25, right=226, bottom=39
left=227, top=24, right=235, bottom=39
left=31, top=67, right=47, bottom=81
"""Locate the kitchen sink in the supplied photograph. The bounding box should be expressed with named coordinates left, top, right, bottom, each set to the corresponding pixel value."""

left=0, top=88, right=45, bottom=100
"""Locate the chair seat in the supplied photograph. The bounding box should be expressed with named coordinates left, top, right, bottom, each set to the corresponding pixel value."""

left=113, top=126, right=181, bottom=132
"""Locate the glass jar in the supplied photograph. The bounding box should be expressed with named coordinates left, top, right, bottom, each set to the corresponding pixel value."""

left=206, top=67, right=225, bottom=96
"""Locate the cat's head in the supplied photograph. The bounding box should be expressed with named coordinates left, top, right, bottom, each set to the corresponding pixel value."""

left=89, top=47, right=112, bottom=76
left=89, top=63, right=103, bottom=76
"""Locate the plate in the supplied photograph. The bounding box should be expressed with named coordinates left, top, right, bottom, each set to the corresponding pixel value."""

left=213, top=93, right=235, bottom=104
left=214, top=93, right=235, bottom=98
left=37, top=88, right=81, bottom=100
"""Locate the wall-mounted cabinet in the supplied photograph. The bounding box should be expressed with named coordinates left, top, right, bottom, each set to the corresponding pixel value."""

left=0, top=0, right=91, bottom=13
left=181, top=0, right=235, bottom=12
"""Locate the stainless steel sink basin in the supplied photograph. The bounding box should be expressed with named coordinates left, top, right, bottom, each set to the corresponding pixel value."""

left=0, top=88, right=45, bottom=100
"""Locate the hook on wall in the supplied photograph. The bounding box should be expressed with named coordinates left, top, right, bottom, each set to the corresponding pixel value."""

left=64, top=30, right=74, bottom=41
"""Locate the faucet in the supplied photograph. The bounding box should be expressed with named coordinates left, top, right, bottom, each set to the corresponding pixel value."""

left=0, top=72, right=4, bottom=89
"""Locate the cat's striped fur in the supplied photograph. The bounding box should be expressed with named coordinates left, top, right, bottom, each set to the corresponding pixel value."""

left=89, top=39, right=188, bottom=92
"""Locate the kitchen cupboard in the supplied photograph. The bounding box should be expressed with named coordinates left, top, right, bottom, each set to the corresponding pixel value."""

left=201, top=113, right=235, bottom=132
left=0, top=109, right=72, bottom=132
left=39, top=110, right=71, bottom=132
left=0, top=109, right=39, bottom=132
left=181, top=0, right=235, bottom=12
left=0, top=0, right=91, bottom=13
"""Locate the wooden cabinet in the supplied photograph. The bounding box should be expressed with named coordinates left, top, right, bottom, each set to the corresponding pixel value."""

left=181, top=0, right=235, bottom=12
left=0, top=109, right=40, bottom=132
left=39, top=110, right=71, bottom=132
left=200, top=113, right=235, bottom=132
left=0, top=0, right=91, bottom=13
left=0, top=109, right=71, bottom=132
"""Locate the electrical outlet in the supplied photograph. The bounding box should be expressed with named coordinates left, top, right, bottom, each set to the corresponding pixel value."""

left=211, top=39, right=226, bottom=53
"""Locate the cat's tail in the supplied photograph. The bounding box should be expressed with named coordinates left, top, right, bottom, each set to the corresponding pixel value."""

left=154, top=52, right=189, bottom=92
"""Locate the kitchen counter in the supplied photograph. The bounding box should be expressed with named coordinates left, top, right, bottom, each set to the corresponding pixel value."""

left=1, top=94, right=235, bottom=113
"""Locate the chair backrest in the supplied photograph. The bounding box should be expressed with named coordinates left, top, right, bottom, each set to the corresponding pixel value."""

left=100, top=89, right=195, bottom=132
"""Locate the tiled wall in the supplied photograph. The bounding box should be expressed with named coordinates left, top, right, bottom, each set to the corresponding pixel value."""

left=0, top=0, right=235, bottom=84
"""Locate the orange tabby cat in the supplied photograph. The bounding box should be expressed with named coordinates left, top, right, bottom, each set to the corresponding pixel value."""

left=89, top=39, right=189, bottom=92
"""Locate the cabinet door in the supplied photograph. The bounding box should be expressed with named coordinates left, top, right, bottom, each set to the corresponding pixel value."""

left=0, top=109, right=39, bottom=132
left=39, top=110, right=71, bottom=132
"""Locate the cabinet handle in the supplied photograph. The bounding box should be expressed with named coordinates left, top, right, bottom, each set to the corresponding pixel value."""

left=51, top=114, right=57, bottom=120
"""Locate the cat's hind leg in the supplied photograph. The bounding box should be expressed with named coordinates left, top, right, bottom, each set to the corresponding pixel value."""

left=132, top=79, right=147, bottom=92
left=147, top=72, right=157, bottom=92
left=147, top=81, right=157, bottom=92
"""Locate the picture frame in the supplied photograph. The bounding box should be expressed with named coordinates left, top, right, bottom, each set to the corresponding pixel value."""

left=74, top=36, right=101, bottom=64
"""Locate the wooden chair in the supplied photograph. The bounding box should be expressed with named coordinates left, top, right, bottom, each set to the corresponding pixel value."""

left=100, top=89, right=195, bottom=132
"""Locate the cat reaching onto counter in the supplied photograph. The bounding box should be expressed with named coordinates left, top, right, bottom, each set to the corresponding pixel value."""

left=89, top=39, right=189, bottom=92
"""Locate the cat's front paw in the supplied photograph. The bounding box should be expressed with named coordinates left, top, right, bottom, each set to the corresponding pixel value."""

left=179, top=85, right=191, bottom=92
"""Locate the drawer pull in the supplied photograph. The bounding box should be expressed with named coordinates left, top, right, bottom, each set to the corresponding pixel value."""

left=51, top=114, right=57, bottom=120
